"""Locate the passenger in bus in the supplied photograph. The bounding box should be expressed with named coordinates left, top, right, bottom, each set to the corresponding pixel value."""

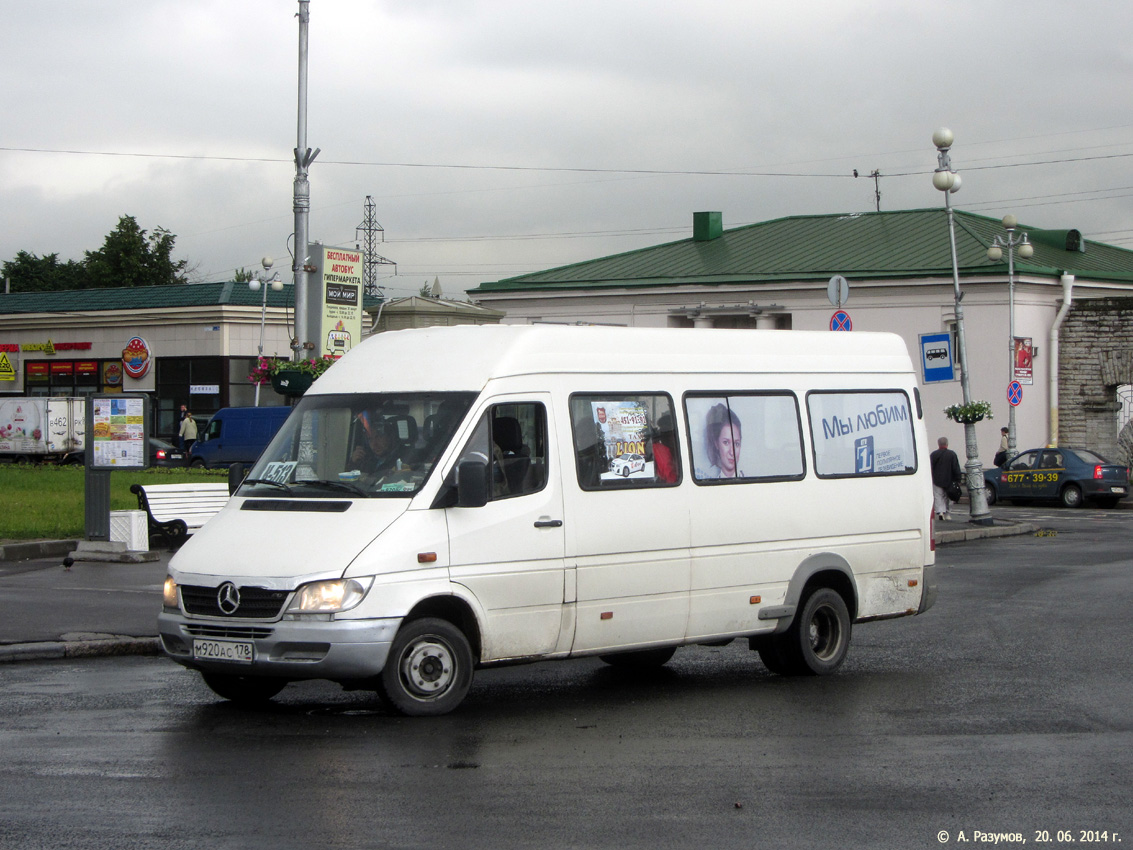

left=650, top=412, right=678, bottom=483
left=700, top=403, right=744, bottom=478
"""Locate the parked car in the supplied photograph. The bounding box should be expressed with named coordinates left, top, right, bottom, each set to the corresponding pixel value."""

left=62, top=437, right=185, bottom=468
left=983, top=447, right=1130, bottom=508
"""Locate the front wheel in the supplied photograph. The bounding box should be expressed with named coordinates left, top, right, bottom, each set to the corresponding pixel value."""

left=378, top=617, right=474, bottom=716
left=201, top=672, right=287, bottom=704
left=984, top=483, right=997, bottom=506
left=1060, top=484, right=1083, bottom=508
left=768, top=588, right=852, bottom=676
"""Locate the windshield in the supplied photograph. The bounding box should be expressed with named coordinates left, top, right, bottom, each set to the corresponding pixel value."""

left=240, top=392, right=476, bottom=498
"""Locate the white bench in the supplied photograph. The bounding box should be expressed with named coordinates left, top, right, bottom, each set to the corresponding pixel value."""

left=130, top=482, right=230, bottom=548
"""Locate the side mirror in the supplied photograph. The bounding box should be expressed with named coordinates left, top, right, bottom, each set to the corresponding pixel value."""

left=456, top=460, right=489, bottom=508
left=228, top=463, right=247, bottom=495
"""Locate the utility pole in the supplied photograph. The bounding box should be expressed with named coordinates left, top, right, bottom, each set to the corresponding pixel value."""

left=293, top=0, right=320, bottom=360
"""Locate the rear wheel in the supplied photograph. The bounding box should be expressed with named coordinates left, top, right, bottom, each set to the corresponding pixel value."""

left=201, top=672, right=287, bottom=704
left=378, top=617, right=474, bottom=716
left=768, top=588, right=852, bottom=676
left=1060, top=483, right=1083, bottom=508
left=984, top=483, right=997, bottom=506
left=598, top=646, right=676, bottom=668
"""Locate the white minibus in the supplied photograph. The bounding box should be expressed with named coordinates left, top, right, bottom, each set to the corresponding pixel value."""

left=159, top=325, right=937, bottom=715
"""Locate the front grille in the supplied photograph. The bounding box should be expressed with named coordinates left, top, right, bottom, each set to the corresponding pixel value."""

left=185, top=624, right=274, bottom=640
left=180, top=585, right=290, bottom=619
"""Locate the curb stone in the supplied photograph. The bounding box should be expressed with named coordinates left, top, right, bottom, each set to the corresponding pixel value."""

left=0, top=636, right=161, bottom=664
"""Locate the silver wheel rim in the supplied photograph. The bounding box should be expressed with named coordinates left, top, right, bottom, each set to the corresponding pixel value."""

left=400, top=637, right=456, bottom=700
left=807, top=604, right=842, bottom=661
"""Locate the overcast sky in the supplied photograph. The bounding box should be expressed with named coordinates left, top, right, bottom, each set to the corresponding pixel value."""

left=2, top=0, right=1131, bottom=299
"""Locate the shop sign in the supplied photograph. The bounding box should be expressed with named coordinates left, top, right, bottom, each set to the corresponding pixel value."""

left=50, top=362, right=74, bottom=374
left=190, top=384, right=220, bottom=395
left=0, top=352, right=15, bottom=382
left=103, top=362, right=123, bottom=386
left=76, top=361, right=98, bottom=374
left=121, top=336, right=151, bottom=379
left=0, top=344, right=19, bottom=353
left=17, top=340, right=93, bottom=354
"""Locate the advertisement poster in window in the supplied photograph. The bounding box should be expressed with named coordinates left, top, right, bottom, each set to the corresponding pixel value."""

left=807, top=392, right=916, bottom=476
left=586, top=400, right=653, bottom=481
left=686, top=395, right=804, bottom=481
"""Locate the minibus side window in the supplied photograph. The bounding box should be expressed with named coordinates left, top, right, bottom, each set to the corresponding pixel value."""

left=685, top=393, right=805, bottom=483
left=806, top=390, right=918, bottom=477
left=569, top=394, right=680, bottom=490
left=452, top=403, right=548, bottom=501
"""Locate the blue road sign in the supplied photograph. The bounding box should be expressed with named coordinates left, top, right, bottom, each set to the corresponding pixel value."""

left=1008, top=381, right=1023, bottom=406
left=919, top=332, right=955, bottom=383
left=830, top=310, right=852, bottom=331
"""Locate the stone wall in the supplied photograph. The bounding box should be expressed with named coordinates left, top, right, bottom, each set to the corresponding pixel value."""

left=1059, top=297, right=1133, bottom=465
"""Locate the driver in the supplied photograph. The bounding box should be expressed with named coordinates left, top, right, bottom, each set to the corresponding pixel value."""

left=350, top=415, right=400, bottom=478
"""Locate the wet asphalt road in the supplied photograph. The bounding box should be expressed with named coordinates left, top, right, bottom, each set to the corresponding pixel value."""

left=0, top=505, right=1129, bottom=850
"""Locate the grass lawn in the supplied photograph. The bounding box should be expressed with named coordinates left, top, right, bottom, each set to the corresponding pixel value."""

left=0, top=464, right=227, bottom=541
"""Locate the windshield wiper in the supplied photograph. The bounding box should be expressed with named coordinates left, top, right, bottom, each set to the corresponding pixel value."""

left=295, top=478, right=369, bottom=497
left=240, top=478, right=294, bottom=494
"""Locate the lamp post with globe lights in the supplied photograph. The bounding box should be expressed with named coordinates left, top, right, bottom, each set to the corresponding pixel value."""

left=249, top=256, right=284, bottom=407
left=933, top=127, right=993, bottom=524
left=987, top=216, right=1034, bottom=459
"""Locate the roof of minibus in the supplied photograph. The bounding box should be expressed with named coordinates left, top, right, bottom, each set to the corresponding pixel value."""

left=312, top=325, right=915, bottom=394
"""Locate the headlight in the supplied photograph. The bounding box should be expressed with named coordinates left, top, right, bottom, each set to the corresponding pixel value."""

left=163, top=576, right=179, bottom=609
left=288, top=577, right=373, bottom=614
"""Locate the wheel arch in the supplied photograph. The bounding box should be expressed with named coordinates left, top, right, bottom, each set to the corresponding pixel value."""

left=774, top=555, right=858, bottom=632
left=402, top=594, right=482, bottom=662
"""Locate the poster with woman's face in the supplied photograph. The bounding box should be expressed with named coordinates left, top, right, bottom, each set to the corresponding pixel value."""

left=686, top=395, right=804, bottom=481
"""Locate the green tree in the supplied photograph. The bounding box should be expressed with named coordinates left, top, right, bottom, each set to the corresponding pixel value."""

left=2, top=251, right=89, bottom=291
left=84, top=215, right=189, bottom=288
left=233, top=267, right=254, bottom=283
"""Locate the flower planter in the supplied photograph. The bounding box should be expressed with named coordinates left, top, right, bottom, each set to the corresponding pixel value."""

left=271, top=370, right=314, bottom=396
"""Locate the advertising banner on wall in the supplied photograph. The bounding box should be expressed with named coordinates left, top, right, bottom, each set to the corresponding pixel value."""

left=307, top=244, right=364, bottom=360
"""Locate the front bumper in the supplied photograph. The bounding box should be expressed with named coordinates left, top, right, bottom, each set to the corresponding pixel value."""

left=158, top=611, right=400, bottom=681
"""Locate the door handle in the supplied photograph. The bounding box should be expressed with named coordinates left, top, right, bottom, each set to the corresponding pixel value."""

left=534, top=518, right=563, bottom=528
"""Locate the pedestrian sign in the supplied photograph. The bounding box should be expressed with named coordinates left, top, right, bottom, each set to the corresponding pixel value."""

left=830, top=310, right=852, bottom=331
left=1008, top=381, right=1023, bottom=407
left=919, top=332, right=955, bottom=384
left=0, top=352, right=15, bottom=382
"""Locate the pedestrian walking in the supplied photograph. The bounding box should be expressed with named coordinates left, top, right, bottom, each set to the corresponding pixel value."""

left=179, top=409, right=198, bottom=457
left=993, top=426, right=1009, bottom=468
left=930, top=436, right=962, bottom=521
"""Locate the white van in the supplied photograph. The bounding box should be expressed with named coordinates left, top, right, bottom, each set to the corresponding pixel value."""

left=159, top=326, right=937, bottom=715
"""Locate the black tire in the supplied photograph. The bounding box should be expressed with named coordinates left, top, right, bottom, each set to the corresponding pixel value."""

left=201, top=672, right=287, bottom=704
left=378, top=617, right=474, bottom=716
left=620, top=467, right=630, bottom=477
left=598, top=646, right=676, bottom=668
left=769, top=588, right=852, bottom=676
left=1060, top=483, right=1084, bottom=508
left=984, top=483, right=997, bottom=506
left=190, top=458, right=207, bottom=469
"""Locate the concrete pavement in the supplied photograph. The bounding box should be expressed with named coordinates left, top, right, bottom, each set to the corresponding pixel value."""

left=0, top=509, right=1036, bottom=665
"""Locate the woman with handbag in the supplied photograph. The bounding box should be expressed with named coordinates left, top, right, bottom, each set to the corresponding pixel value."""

left=930, top=436, right=963, bottom=521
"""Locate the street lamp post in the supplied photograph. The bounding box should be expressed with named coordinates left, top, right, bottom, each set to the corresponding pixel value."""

left=987, top=215, right=1034, bottom=458
left=249, top=256, right=284, bottom=407
left=932, top=127, right=993, bottom=525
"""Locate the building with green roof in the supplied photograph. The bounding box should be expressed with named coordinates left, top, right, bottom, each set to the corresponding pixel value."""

left=471, top=208, right=1133, bottom=462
